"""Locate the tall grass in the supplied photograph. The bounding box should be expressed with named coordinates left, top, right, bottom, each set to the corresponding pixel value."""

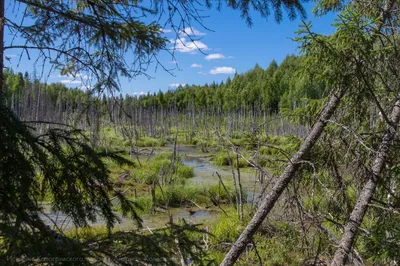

left=212, top=151, right=249, bottom=168
left=130, top=151, right=193, bottom=184
left=130, top=183, right=238, bottom=212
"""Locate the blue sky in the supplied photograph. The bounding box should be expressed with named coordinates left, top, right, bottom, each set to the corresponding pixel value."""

left=4, top=1, right=337, bottom=96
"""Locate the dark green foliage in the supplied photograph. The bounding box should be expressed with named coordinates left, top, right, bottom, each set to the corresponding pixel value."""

left=3, top=54, right=326, bottom=125
left=1, top=0, right=316, bottom=264
left=0, top=103, right=211, bottom=266
left=362, top=215, right=400, bottom=263
left=0, top=104, right=140, bottom=262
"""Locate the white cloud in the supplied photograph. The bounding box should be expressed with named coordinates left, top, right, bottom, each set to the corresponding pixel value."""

left=60, top=79, right=82, bottom=84
left=205, top=53, right=226, bottom=60
left=191, top=63, right=202, bottom=68
left=133, top=92, right=147, bottom=96
left=209, top=67, right=236, bottom=75
left=161, top=28, right=172, bottom=33
left=179, top=27, right=206, bottom=36
left=169, top=83, right=186, bottom=88
left=198, top=71, right=207, bottom=75
left=58, top=73, right=90, bottom=79
left=173, top=37, right=209, bottom=53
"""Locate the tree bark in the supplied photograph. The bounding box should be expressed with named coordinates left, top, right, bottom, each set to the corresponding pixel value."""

left=220, top=89, right=344, bottom=266
left=331, top=98, right=400, bottom=266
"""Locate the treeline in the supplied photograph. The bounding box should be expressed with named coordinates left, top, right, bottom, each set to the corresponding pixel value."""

left=138, top=54, right=327, bottom=114
left=3, top=55, right=323, bottom=140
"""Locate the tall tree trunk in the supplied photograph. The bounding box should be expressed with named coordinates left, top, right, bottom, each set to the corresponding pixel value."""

left=35, top=84, right=41, bottom=121
left=331, top=98, right=400, bottom=266
left=236, top=150, right=244, bottom=221
left=220, top=89, right=344, bottom=266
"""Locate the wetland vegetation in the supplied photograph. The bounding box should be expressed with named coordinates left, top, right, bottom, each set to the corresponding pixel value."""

left=2, top=1, right=400, bottom=265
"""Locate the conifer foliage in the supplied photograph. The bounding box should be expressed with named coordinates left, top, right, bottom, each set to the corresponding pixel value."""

left=0, top=0, right=309, bottom=265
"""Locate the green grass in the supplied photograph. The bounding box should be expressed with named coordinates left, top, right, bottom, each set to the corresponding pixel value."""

left=209, top=209, right=244, bottom=244
left=128, top=151, right=193, bottom=185
left=137, top=136, right=165, bottom=147
left=176, top=165, right=195, bottom=179
left=212, top=151, right=250, bottom=168
left=102, top=127, right=166, bottom=149
left=206, top=212, right=305, bottom=265
left=128, top=183, right=239, bottom=212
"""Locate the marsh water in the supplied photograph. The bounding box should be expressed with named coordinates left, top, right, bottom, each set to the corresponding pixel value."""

left=40, top=145, right=262, bottom=231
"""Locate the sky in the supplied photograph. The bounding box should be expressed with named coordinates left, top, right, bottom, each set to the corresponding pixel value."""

left=4, top=1, right=338, bottom=96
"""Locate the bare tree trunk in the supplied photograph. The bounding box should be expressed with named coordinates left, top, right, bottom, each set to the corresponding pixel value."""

left=331, top=98, right=400, bottom=266
left=220, top=89, right=344, bottom=266
left=35, top=84, right=41, bottom=121
left=236, top=149, right=244, bottom=221
left=227, top=150, right=240, bottom=215
left=169, top=102, right=178, bottom=184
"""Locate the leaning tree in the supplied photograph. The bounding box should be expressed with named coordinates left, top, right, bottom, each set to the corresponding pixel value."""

left=0, top=0, right=308, bottom=265
left=221, top=0, right=400, bottom=265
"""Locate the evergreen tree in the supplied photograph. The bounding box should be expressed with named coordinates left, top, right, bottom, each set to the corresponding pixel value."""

left=0, top=0, right=309, bottom=264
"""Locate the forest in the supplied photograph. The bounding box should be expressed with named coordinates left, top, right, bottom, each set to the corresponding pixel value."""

left=3, top=55, right=320, bottom=141
left=1, top=0, right=400, bottom=266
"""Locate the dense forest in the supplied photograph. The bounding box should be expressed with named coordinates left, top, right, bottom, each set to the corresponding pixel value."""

left=3, top=55, right=324, bottom=142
